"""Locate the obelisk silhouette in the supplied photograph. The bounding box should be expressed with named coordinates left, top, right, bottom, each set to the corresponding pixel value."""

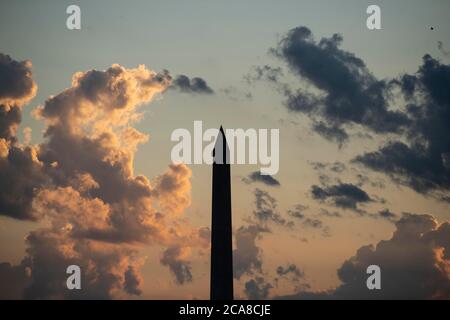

left=210, top=126, right=234, bottom=300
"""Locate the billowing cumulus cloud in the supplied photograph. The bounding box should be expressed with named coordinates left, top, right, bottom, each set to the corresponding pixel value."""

left=0, top=144, right=48, bottom=220
left=0, top=53, right=37, bottom=108
left=334, top=213, right=450, bottom=299
left=22, top=228, right=145, bottom=299
left=0, top=58, right=207, bottom=298
left=0, top=53, right=46, bottom=220
left=279, top=213, right=450, bottom=299
left=153, top=164, right=192, bottom=217
left=170, top=75, right=214, bottom=94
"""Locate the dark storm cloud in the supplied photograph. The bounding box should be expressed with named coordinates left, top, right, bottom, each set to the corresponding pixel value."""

left=354, top=55, right=450, bottom=198
left=243, top=171, right=280, bottom=187
left=278, top=213, right=450, bottom=299
left=244, top=277, right=273, bottom=300
left=269, top=26, right=409, bottom=141
left=253, top=26, right=450, bottom=199
left=354, top=141, right=447, bottom=194
left=170, top=75, right=214, bottom=94
left=311, top=183, right=372, bottom=212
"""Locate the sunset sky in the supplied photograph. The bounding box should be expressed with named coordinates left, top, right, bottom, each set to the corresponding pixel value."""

left=1, top=0, right=450, bottom=299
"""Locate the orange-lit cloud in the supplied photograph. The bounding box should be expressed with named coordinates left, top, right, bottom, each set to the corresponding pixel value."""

left=0, top=56, right=209, bottom=298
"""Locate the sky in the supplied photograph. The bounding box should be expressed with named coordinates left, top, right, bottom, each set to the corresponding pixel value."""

left=0, top=0, right=450, bottom=299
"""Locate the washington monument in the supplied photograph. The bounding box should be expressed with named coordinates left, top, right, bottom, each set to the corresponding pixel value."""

left=210, top=126, right=234, bottom=300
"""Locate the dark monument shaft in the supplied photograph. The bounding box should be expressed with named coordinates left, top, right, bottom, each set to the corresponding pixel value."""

left=210, top=127, right=234, bottom=300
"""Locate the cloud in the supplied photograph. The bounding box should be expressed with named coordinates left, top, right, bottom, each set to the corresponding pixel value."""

left=312, top=121, right=349, bottom=147
left=0, top=145, right=48, bottom=220
left=438, top=41, right=450, bottom=57
left=233, top=224, right=269, bottom=280
left=373, top=209, right=398, bottom=222
left=268, top=26, right=409, bottom=142
left=0, top=262, right=31, bottom=299
left=354, top=55, right=450, bottom=199
left=160, top=246, right=193, bottom=285
left=0, top=53, right=37, bottom=108
left=244, top=277, right=273, bottom=300
left=220, top=86, right=252, bottom=101
left=153, top=164, right=192, bottom=217
left=279, top=213, right=450, bottom=299
left=242, top=171, right=280, bottom=187
left=22, top=228, right=145, bottom=299
left=234, top=189, right=293, bottom=283
left=255, top=26, right=450, bottom=200
left=318, top=208, right=341, bottom=218
left=0, top=59, right=207, bottom=298
left=244, top=65, right=284, bottom=84
left=276, top=264, right=304, bottom=282
left=311, top=183, right=373, bottom=212
left=286, top=204, right=330, bottom=237
left=302, top=218, right=324, bottom=229
left=124, top=266, right=143, bottom=295
left=287, top=204, right=307, bottom=219
left=0, top=53, right=47, bottom=221
left=310, top=161, right=346, bottom=173
left=170, top=75, right=214, bottom=94
left=253, top=188, right=291, bottom=226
